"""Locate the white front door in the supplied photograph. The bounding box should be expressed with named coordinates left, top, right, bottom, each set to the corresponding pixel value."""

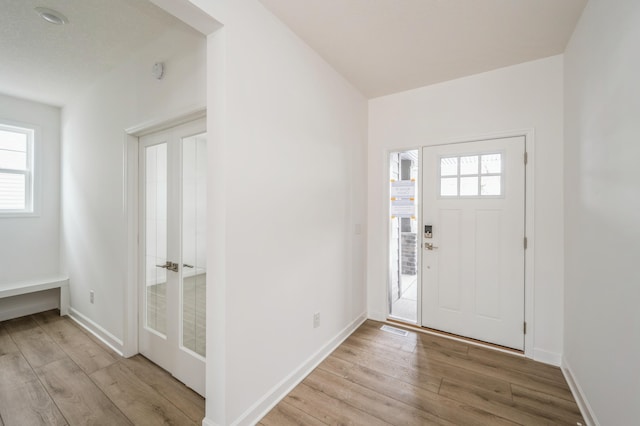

left=421, top=136, right=525, bottom=350
left=139, top=118, right=207, bottom=395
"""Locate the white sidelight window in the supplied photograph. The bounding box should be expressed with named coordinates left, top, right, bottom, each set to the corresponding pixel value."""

left=0, top=122, right=35, bottom=214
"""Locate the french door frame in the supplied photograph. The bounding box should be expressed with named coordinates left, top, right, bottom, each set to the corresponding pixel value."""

left=122, top=108, right=206, bottom=359
left=385, top=129, right=535, bottom=358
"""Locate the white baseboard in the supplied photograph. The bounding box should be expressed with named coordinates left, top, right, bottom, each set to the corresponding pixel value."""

left=533, top=348, right=562, bottom=366
left=561, top=357, right=599, bottom=426
left=213, top=312, right=367, bottom=426
left=367, top=311, right=386, bottom=322
left=68, top=307, right=124, bottom=357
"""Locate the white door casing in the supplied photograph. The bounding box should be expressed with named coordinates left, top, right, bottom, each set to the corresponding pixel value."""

left=138, top=118, right=206, bottom=395
left=421, top=136, right=525, bottom=350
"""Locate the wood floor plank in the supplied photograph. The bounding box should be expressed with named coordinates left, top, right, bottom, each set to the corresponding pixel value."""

left=305, top=367, right=454, bottom=425
left=339, top=337, right=514, bottom=398
left=320, top=354, right=518, bottom=426
left=439, top=378, right=583, bottom=426
left=4, top=316, right=67, bottom=369
left=0, top=350, right=34, bottom=383
left=511, top=384, right=584, bottom=425
left=353, top=325, right=418, bottom=353
left=414, top=344, right=575, bottom=401
left=259, top=401, right=327, bottom=426
left=332, top=343, right=443, bottom=394
left=467, top=345, right=567, bottom=384
left=36, top=357, right=132, bottom=425
left=91, top=361, right=198, bottom=426
left=286, top=382, right=391, bottom=426
left=0, top=325, right=18, bottom=356
left=0, top=353, right=66, bottom=426
left=119, top=355, right=205, bottom=423
left=360, top=321, right=470, bottom=355
left=33, top=312, right=120, bottom=374
left=0, top=378, right=67, bottom=426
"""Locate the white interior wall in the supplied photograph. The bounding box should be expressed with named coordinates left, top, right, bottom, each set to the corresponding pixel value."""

left=61, top=23, right=206, bottom=347
left=0, top=94, right=61, bottom=286
left=0, top=94, right=61, bottom=319
left=368, top=55, right=565, bottom=363
left=563, top=0, right=640, bottom=424
left=188, top=1, right=368, bottom=424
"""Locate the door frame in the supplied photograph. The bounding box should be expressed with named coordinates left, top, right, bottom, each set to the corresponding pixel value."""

left=385, top=128, right=535, bottom=358
left=122, top=106, right=206, bottom=358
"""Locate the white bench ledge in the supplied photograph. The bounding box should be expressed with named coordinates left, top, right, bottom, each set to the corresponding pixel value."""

left=0, top=277, right=69, bottom=316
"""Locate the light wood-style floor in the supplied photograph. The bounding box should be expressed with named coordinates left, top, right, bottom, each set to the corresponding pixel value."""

left=0, top=310, right=204, bottom=426
left=260, top=320, right=585, bottom=425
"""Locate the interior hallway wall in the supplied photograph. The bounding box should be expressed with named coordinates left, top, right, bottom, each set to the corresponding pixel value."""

left=190, top=1, right=368, bottom=424
left=563, top=0, right=640, bottom=423
left=368, top=55, right=565, bottom=364
left=61, top=22, right=206, bottom=347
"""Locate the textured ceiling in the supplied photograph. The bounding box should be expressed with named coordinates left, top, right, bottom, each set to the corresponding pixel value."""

left=0, top=0, right=197, bottom=107
left=258, top=0, right=588, bottom=98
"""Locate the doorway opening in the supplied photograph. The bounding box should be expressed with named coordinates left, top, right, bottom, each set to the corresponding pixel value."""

left=388, top=150, right=419, bottom=323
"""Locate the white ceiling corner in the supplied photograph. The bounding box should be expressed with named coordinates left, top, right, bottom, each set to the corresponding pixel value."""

left=0, top=0, right=201, bottom=107
left=258, top=0, right=588, bottom=98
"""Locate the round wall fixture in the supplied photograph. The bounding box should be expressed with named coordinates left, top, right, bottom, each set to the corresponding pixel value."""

left=35, top=7, right=68, bottom=25
left=153, top=62, right=165, bottom=80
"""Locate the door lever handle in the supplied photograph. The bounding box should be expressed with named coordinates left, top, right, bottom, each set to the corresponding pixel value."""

left=424, top=243, right=439, bottom=250
left=183, top=264, right=194, bottom=268
left=156, top=261, right=179, bottom=272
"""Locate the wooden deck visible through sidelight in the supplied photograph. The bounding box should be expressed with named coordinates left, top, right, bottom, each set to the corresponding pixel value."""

left=0, top=310, right=204, bottom=426
left=260, top=320, right=585, bottom=425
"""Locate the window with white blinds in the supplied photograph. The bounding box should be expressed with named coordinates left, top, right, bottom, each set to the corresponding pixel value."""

left=0, top=123, right=34, bottom=214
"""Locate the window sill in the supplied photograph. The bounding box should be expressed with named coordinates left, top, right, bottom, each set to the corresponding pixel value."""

left=0, top=211, right=40, bottom=219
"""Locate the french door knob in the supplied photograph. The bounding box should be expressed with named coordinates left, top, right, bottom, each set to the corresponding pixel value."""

left=156, top=261, right=179, bottom=272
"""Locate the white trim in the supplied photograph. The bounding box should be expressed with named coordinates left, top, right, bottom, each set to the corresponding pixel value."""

left=201, top=419, right=219, bottom=426
left=522, top=129, right=535, bottom=360
left=124, top=106, right=206, bottom=137
left=68, top=307, right=124, bottom=357
left=562, top=357, right=600, bottom=426
left=227, top=313, right=367, bottom=426
left=150, top=0, right=222, bottom=35
left=532, top=348, right=561, bottom=366
left=369, top=310, right=386, bottom=322
left=123, top=132, right=139, bottom=357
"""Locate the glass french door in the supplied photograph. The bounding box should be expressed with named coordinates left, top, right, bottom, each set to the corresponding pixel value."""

left=139, top=118, right=206, bottom=396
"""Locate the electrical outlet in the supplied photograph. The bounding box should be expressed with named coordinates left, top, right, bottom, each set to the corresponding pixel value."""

left=313, top=312, right=320, bottom=328
left=90, top=290, right=94, bottom=304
